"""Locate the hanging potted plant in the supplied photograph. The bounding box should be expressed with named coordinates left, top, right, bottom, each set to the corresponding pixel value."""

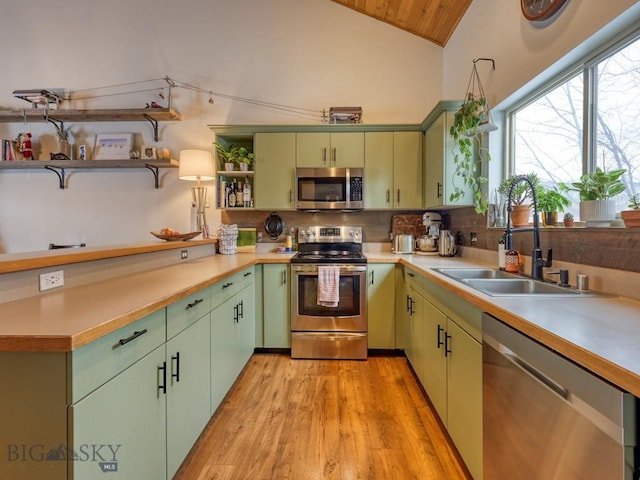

left=536, top=184, right=572, bottom=226
left=498, top=173, right=539, bottom=227
left=449, top=58, right=497, bottom=215
left=564, top=167, right=626, bottom=227
left=621, top=195, right=640, bottom=227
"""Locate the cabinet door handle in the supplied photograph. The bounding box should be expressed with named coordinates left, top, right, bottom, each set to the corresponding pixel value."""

left=444, top=333, right=452, bottom=357
left=186, top=298, right=203, bottom=309
left=322, top=147, right=327, bottom=165
left=397, top=189, right=400, bottom=204
left=369, top=270, right=375, bottom=285
left=281, top=269, right=287, bottom=285
left=437, top=324, right=444, bottom=349
left=171, top=352, right=180, bottom=383
left=386, top=189, right=390, bottom=204
left=222, top=282, right=234, bottom=289
left=289, top=189, right=293, bottom=204
left=233, top=304, right=239, bottom=323
left=332, top=147, right=336, bottom=165
left=117, top=328, right=147, bottom=347
left=238, top=300, right=244, bottom=319
left=158, top=362, right=167, bottom=395
left=437, top=182, right=442, bottom=199
left=406, top=294, right=411, bottom=313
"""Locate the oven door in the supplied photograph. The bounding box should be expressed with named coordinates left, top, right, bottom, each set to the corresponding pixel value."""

left=290, top=264, right=367, bottom=332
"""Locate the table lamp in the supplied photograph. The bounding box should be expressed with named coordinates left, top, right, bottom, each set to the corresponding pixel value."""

left=179, top=149, right=215, bottom=236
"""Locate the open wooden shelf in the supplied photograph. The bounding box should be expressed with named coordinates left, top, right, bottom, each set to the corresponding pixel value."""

left=0, top=107, right=182, bottom=123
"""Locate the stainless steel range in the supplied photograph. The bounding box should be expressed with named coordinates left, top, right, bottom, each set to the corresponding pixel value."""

left=290, top=226, right=367, bottom=360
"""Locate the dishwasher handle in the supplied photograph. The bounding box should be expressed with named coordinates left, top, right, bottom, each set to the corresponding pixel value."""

left=506, top=351, right=569, bottom=401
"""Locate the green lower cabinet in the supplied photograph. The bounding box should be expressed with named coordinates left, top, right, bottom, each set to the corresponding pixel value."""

left=367, top=263, right=396, bottom=349
left=421, top=297, right=448, bottom=420
left=405, top=286, right=426, bottom=384
left=211, top=283, right=256, bottom=414
left=69, top=345, right=167, bottom=480
left=166, top=314, right=211, bottom=479
left=262, top=264, right=290, bottom=348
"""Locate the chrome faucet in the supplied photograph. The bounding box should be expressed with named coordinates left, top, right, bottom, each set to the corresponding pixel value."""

left=504, top=175, right=552, bottom=280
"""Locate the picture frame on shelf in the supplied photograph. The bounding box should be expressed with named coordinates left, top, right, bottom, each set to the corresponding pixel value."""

left=141, top=145, right=157, bottom=160
left=93, top=133, right=133, bottom=160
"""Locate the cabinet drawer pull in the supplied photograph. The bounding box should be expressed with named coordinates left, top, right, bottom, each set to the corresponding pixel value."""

left=437, top=324, right=444, bottom=349
left=171, top=352, right=180, bottom=383
left=243, top=271, right=252, bottom=277
left=186, top=298, right=203, bottom=309
left=158, top=362, right=167, bottom=395
left=116, top=328, right=147, bottom=347
left=444, top=333, right=452, bottom=357
left=222, top=282, right=234, bottom=289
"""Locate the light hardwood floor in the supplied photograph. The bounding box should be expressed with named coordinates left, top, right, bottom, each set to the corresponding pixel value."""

left=175, top=354, right=469, bottom=480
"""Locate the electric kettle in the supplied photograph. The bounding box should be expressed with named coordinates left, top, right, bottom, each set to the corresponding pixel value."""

left=438, top=230, right=457, bottom=257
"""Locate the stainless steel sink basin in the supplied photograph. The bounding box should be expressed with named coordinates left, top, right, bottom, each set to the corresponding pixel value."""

left=433, top=267, right=607, bottom=297
left=462, top=278, right=580, bottom=296
left=434, top=268, right=518, bottom=280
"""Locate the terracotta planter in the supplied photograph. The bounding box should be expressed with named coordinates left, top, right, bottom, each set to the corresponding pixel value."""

left=563, top=219, right=574, bottom=227
left=510, top=205, right=531, bottom=227
left=541, top=211, right=558, bottom=227
left=621, top=210, right=640, bottom=227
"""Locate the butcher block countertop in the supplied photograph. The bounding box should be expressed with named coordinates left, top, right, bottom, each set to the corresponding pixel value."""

left=1, top=246, right=640, bottom=398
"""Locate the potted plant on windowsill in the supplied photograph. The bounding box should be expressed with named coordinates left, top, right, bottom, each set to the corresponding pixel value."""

left=536, top=185, right=572, bottom=227
left=621, top=195, right=640, bottom=227
left=564, top=168, right=626, bottom=227
left=563, top=212, right=575, bottom=227
left=498, top=173, right=539, bottom=227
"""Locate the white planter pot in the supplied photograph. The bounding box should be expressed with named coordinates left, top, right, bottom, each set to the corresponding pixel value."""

left=579, top=199, right=617, bottom=227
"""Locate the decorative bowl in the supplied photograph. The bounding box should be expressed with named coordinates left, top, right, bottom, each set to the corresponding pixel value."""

left=150, top=231, right=201, bottom=241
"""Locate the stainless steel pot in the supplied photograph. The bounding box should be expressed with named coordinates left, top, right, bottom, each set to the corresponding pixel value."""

left=415, top=235, right=438, bottom=252
left=392, top=234, right=414, bottom=254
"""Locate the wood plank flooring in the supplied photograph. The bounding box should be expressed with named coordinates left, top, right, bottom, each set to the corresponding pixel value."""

left=175, top=354, right=469, bottom=480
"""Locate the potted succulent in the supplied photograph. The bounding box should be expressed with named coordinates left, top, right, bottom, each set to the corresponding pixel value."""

left=498, top=173, right=539, bottom=227
left=449, top=93, right=493, bottom=215
left=214, top=143, right=255, bottom=171
left=621, top=194, right=640, bottom=227
left=563, top=212, right=574, bottom=227
left=564, top=167, right=626, bottom=227
left=536, top=184, right=572, bottom=226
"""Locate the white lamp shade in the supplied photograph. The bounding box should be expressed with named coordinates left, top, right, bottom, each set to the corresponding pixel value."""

left=179, top=149, right=214, bottom=181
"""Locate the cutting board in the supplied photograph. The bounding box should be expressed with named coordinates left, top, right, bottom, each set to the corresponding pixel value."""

left=391, top=214, right=427, bottom=237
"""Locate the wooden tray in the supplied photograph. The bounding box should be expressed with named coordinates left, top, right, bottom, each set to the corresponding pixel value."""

left=150, top=231, right=201, bottom=241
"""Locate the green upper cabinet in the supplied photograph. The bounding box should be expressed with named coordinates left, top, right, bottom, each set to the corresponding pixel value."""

left=296, top=132, right=364, bottom=167
left=364, top=131, right=423, bottom=209
left=424, top=108, right=473, bottom=209
left=393, top=131, right=423, bottom=208
left=254, top=132, right=296, bottom=209
left=364, top=132, right=394, bottom=208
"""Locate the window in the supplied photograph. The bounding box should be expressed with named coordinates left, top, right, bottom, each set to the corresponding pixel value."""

left=510, top=31, right=640, bottom=215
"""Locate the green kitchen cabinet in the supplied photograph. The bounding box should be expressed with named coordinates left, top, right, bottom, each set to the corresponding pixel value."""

left=254, top=132, right=296, bottom=209
left=364, top=131, right=423, bottom=209
left=424, top=108, right=473, bottom=209
left=262, top=264, right=290, bottom=348
left=70, top=345, right=167, bottom=480
left=165, top=314, right=211, bottom=479
left=366, top=263, right=396, bottom=349
left=405, top=285, right=426, bottom=384
left=296, top=132, right=364, bottom=167
left=421, top=297, right=448, bottom=421
left=210, top=269, right=255, bottom=413
left=393, top=131, right=423, bottom=208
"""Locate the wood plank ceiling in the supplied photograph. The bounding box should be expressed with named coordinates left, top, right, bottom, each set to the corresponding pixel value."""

left=331, top=0, right=473, bottom=47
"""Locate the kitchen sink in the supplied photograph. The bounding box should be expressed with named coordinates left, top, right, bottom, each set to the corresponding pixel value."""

left=434, top=268, right=607, bottom=297
left=434, top=268, right=518, bottom=280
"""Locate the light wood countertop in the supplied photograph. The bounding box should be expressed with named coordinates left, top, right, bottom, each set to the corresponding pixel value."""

left=1, top=248, right=639, bottom=398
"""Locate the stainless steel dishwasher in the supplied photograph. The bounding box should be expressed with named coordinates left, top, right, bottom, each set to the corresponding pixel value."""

left=483, top=313, right=638, bottom=479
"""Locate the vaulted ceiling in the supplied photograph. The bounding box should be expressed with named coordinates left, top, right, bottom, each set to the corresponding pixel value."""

left=331, top=0, right=473, bottom=47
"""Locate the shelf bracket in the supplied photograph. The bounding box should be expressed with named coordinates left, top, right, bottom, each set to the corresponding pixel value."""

left=145, top=164, right=160, bottom=189
left=44, top=165, right=66, bottom=189
left=143, top=114, right=159, bottom=142
left=46, top=117, right=66, bottom=137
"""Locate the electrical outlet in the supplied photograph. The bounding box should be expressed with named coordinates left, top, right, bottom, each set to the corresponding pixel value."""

left=40, top=270, right=64, bottom=291
left=181, top=250, right=188, bottom=260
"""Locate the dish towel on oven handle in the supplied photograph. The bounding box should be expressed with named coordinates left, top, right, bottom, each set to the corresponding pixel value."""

left=317, top=265, right=340, bottom=307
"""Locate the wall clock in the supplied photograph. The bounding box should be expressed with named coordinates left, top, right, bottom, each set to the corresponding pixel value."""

left=521, top=0, right=569, bottom=22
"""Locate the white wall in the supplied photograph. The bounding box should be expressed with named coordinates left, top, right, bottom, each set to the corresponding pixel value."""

left=0, top=0, right=441, bottom=253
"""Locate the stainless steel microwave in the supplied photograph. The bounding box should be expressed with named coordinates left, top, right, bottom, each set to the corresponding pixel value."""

left=295, top=167, right=364, bottom=210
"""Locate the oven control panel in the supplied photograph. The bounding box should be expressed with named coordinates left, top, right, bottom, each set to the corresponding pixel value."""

left=298, top=226, right=362, bottom=244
